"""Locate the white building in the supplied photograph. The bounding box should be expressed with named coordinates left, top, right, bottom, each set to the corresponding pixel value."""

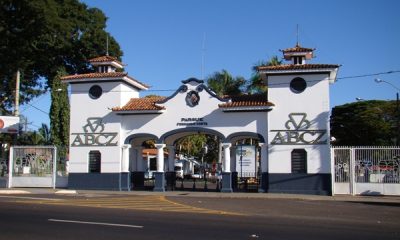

left=62, top=45, right=339, bottom=195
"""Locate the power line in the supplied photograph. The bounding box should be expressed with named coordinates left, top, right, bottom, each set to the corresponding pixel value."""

left=337, top=70, right=400, bottom=80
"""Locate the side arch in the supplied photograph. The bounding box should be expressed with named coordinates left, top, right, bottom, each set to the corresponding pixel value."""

left=226, top=132, right=265, bottom=143
left=124, top=133, right=159, bottom=145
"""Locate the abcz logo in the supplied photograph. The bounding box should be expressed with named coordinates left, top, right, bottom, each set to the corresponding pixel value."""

left=271, top=113, right=327, bottom=145
left=71, top=118, right=118, bottom=147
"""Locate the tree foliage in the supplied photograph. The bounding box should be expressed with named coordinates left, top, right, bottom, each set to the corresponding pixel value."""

left=206, top=70, right=246, bottom=97
left=0, top=0, right=123, bottom=112
left=49, top=68, right=69, bottom=147
left=330, top=100, right=397, bottom=146
left=247, top=55, right=282, bottom=94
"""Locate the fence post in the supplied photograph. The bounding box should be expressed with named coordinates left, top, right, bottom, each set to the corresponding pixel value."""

left=349, top=147, right=356, bottom=196
left=8, top=147, right=13, bottom=188
left=330, top=147, right=335, bottom=196
left=52, top=146, right=57, bottom=189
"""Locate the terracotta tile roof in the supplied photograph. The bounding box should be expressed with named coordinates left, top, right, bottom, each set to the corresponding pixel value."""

left=219, top=94, right=274, bottom=108
left=61, top=72, right=127, bottom=80
left=113, top=96, right=166, bottom=111
left=281, top=44, right=315, bottom=53
left=89, top=56, right=124, bottom=66
left=61, top=72, right=150, bottom=89
left=142, top=148, right=168, bottom=157
left=257, top=64, right=340, bottom=71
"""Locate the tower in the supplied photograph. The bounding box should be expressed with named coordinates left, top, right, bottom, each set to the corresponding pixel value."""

left=258, top=44, right=340, bottom=195
left=62, top=56, right=149, bottom=190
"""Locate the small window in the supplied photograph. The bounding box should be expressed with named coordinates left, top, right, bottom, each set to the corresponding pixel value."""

left=89, top=150, right=101, bottom=173
left=291, top=149, right=307, bottom=173
left=290, top=77, right=307, bottom=94
left=89, top=85, right=103, bottom=99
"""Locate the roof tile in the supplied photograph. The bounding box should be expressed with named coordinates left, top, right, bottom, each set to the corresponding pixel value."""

left=113, top=96, right=166, bottom=111
left=89, top=56, right=123, bottom=66
left=218, top=94, right=274, bottom=108
left=257, top=64, right=339, bottom=71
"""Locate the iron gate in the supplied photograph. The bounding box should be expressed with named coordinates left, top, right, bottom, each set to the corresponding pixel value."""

left=8, top=146, right=59, bottom=188
left=332, top=146, right=400, bottom=195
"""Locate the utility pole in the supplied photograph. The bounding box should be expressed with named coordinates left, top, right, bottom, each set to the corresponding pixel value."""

left=14, top=70, right=20, bottom=117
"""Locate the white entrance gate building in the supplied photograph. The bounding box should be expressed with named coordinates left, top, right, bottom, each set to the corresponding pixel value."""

left=62, top=44, right=339, bottom=194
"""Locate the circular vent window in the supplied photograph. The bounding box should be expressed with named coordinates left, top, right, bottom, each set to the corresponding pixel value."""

left=89, top=85, right=103, bottom=99
left=290, top=77, right=307, bottom=93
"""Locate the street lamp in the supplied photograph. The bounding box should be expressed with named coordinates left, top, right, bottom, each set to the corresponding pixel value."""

left=375, top=78, right=399, bottom=146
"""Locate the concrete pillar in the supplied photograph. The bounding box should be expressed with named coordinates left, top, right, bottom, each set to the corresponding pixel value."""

left=259, top=142, right=268, bottom=193
left=121, top=144, right=131, bottom=172
left=221, top=143, right=233, bottom=192
left=132, top=146, right=145, bottom=190
left=155, top=144, right=166, bottom=172
left=222, top=143, right=231, bottom=173
left=154, top=143, right=166, bottom=192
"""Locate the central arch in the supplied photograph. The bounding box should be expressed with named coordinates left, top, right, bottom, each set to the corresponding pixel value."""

left=159, top=127, right=226, bottom=145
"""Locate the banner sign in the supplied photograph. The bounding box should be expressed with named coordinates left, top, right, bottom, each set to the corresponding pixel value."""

left=0, top=116, right=19, bottom=133
left=235, top=145, right=256, bottom=177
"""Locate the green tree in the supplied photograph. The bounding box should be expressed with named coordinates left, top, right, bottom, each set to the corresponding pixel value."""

left=206, top=70, right=246, bottom=97
left=247, top=55, right=282, bottom=94
left=330, top=100, right=396, bottom=146
left=38, top=123, right=51, bottom=145
left=49, top=68, right=69, bottom=149
left=0, top=0, right=122, bottom=113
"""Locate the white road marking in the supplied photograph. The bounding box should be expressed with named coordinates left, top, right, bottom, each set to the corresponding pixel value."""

left=0, top=196, right=62, bottom=201
left=48, top=219, right=144, bottom=229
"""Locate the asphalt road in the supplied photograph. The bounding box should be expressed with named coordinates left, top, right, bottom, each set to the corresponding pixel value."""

left=0, top=194, right=399, bottom=240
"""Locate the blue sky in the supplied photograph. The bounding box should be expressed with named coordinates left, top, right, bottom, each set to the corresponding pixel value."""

left=22, top=0, right=400, bottom=130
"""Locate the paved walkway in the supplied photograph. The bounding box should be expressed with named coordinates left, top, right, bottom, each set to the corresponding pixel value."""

left=0, top=188, right=399, bottom=204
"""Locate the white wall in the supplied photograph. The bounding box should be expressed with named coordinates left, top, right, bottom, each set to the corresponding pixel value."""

left=267, top=74, right=331, bottom=174
left=121, top=81, right=268, bottom=144
left=69, top=82, right=139, bottom=173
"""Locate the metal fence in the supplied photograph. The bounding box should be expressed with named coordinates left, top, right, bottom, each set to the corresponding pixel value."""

left=332, top=146, right=400, bottom=195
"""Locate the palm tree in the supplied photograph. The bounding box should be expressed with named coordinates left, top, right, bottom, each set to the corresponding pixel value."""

left=247, top=56, right=282, bottom=94
left=38, top=123, right=51, bottom=145
left=207, top=70, right=246, bottom=97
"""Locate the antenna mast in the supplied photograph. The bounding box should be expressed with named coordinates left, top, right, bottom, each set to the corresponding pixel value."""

left=201, top=32, right=206, bottom=80
left=296, top=24, right=299, bottom=46
left=106, top=35, right=109, bottom=56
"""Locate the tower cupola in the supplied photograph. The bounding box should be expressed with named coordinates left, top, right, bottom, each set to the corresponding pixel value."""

left=89, top=56, right=124, bottom=73
left=280, top=44, right=315, bottom=65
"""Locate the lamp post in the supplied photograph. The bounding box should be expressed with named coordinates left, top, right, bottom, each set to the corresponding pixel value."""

left=375, top=78, right=400, bottom=146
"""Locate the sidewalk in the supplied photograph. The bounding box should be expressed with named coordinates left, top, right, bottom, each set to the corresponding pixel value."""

left=1, top=188, right=399, bottom=204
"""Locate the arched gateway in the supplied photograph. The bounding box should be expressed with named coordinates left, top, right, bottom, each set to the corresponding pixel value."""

left=62, top=45, right=339, bottom=195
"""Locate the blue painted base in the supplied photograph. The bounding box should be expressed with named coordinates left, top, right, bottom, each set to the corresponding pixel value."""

left=267, top=173, right=332, bottom=195
left=221, top=172, right=233, bottom=192
left=68, top=173, right=131, bottom=191
left=258, top=172, right=269, bottom=193
left=153, top=172, right=165, bottom=192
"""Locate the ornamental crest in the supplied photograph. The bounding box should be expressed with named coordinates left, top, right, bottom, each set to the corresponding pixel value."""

left=185, top=90, right=200, bottom=107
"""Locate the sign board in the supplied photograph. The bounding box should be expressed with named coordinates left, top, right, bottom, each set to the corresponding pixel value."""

left=0, top=116, right=19, bottom=133
left=71, top=117, right=118, bottom=147
left=235, top=145, right=256, bottom=177
left=270, top=113, right=327, bottom=145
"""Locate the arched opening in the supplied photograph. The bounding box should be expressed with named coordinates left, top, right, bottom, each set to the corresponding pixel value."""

left=126, top=129, right=267, bottom=193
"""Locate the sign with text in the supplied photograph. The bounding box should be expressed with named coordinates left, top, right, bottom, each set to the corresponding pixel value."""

left=270, top=113, right=327, bottom=145
left=176, top=117, right=208, bottom=126
left=235, top=145, right=256, bottom=177
left=71, top=118, right=118, bottom=147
